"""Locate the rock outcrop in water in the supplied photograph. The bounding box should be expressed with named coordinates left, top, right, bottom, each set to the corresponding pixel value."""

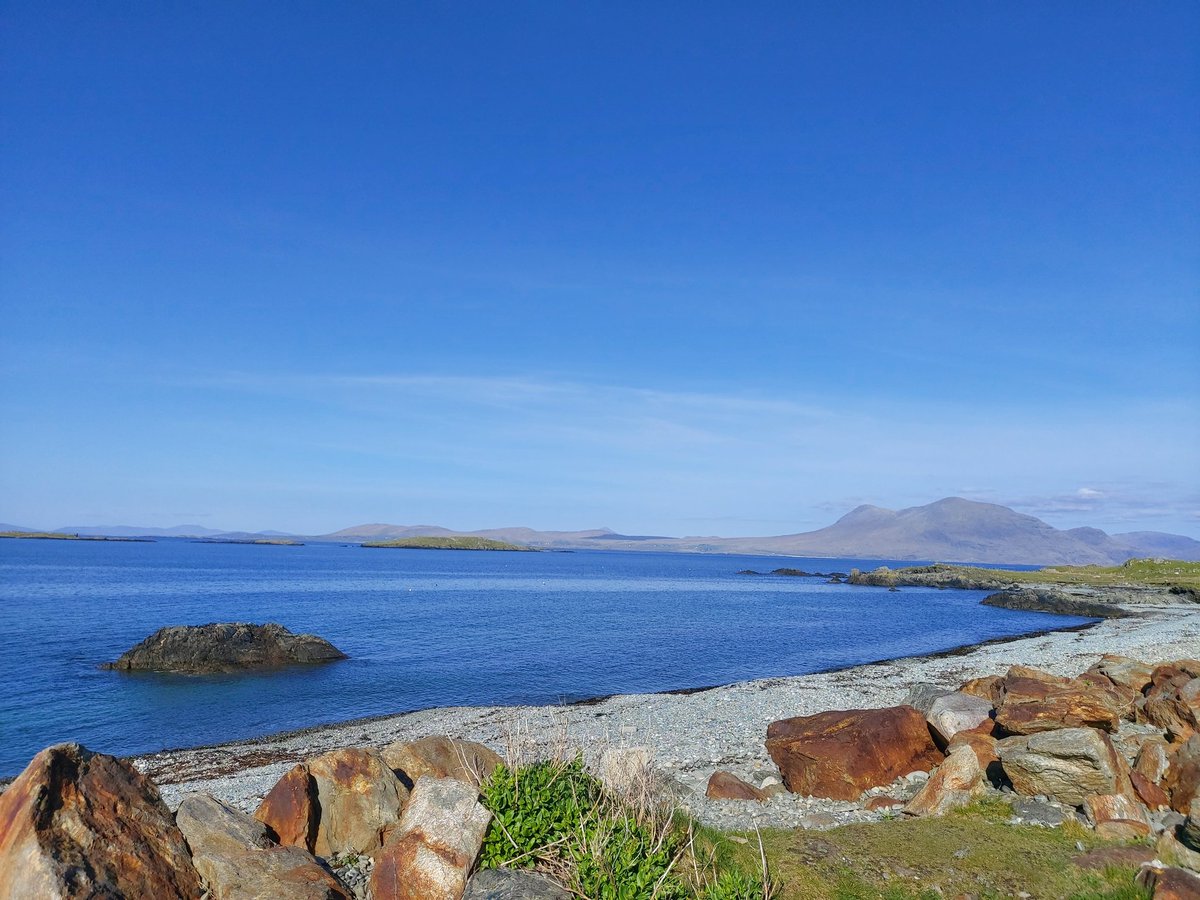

left=104, top=622, right=347, bottom=674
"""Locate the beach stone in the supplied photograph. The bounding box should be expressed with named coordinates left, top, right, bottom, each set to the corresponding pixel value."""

left=1138, top=739, right=1175, bottom=784
left=1083, top=793, right=1152, bottom=841
left=370, top=775, right=491, bottom=900
left=176, top=793, right=351, bottom=900
left=1089, top=655, right=1156, bottom=694
left=903, top=745, right=984, bottom=817
left=381, top=735, right=503, bottom=789
left=959, top=675, right=1004, bottom=707
left=103, top=622, right=347, bottom=674
left=309, top=747, right=409, bottom=857
left=0, top=743, right=202, bottom=900
left=902, top=683, right=955, bottom=716
left=995, top=674, right=1124, bottom=735
left=997, top=728, right=1127, bottom=807
left=1010, top=797, right=1071, bottom=827
left=1165, top=736, right=1200, bottom=813
left=255, top=762, right=319, bottom=852
left=1137, top=864, right=1200, bottom=900
left=865, top=795, right=904, bottom=811
left=1146, top=677, right=1200, bottom=741
left=706, top=771, right=767, bottom=802
left=766, top=706, right=943, bottom=801
left=463, top=868, right=571, bottom=899
left=927, top=693, right=994, bottom=745
left=946, top=722, right=1000, bottom=776
left=1133, top=771, right=1172, bottom=811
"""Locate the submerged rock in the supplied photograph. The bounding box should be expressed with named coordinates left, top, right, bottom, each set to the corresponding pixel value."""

left=104, top=622, right=347, bottom=674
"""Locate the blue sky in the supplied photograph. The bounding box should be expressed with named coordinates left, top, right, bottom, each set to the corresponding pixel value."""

left=2, top=3, right=1197, bottom=537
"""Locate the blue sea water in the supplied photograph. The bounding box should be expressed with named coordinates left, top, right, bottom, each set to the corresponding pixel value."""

left=0, top=539, right=1090, bottom=777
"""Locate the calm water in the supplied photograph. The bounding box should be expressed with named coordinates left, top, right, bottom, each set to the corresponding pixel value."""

left=0, top=539, right=1088, bottom=776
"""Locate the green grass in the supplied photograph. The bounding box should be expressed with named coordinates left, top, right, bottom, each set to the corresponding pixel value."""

left=701, top=801, right=1152, bottom=900
left=361, top=535, right=536, bottom=551
left=858, top=559, right=1200, bottom=591
left=0, top=531, right=82, bottom=540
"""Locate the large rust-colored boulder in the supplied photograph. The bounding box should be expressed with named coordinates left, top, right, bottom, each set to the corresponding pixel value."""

left=255, top=763, right=319, bottom=852
left=176, top=792, right=351, bottom=900
left=1146, top=677, right=1200, bottom=741
left=1132, top=771, right=1172, bottom=811
left=370, top=775, right=492, bottom=900
left=765, top=706, right=943, bottom=801
left=959, top=675, right=1004, bottom=707
left=1138, top=864, right=1200, bottom=900
left=309, top=747, right=409, bottom=857
left=1082, top=793, right=1152, bottom=841
left=706, top=771, right=767, bottom=802
left=0, top=743, right=202, bottom=900
left=1138, top=738, right=1175, bottom=784
left=903, top=745, right=984, bottom=817
left=104, top=622, right=347, bottom=674
left=1089, top=655, right=1155, bottom=694
left=994, top=674, right=1123, bottom=735
left=1007, top=665, right=1072, bottom=685
left=381, top=735, right=503, bottom=789
left=1165, top=736, right=1200, bottom=814
left=997, top=728, right=1127, bottom=807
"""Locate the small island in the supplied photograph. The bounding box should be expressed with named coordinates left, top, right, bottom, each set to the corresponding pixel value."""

left=103, top=622, right=348, bottom=674
left=361, top=536, right=536, bottom=551
left=0, top=531, right=153, bottom=542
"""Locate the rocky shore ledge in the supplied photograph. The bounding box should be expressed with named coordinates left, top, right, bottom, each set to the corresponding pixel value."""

left=3, top=598, right=1199, bottom=898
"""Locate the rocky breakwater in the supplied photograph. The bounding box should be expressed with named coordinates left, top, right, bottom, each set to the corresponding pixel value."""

left=103, top=622, right=348, bottom=674
left=729, top=652, right=1200, bottom=893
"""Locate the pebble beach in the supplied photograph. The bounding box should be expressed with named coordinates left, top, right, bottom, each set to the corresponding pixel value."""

left=134, top=597, right=1200, bottom=832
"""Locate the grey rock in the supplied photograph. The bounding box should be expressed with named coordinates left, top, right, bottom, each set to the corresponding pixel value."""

left=464, top=868, right=572, bottom=899
left=927, top=693, right=994, bottom=744
left=997, top=728, right=1125, bottom=807
left=104, top=623, right=347, bottom=674
left=902, top=683, right=956, bottom=716
left=1010, top=797, right=1072, bottom=827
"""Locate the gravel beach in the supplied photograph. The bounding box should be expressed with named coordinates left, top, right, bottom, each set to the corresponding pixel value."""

left=134, top=599, right=1200, bottom=831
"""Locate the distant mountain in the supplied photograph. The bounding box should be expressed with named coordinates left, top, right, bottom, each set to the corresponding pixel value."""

left=16, top=498, right=1200, bottom=565
left=316, top=498, right=1200, bottom=565
left=0, top=523, right=36, bottom=533
left=55, top=524, right=228, bottom=538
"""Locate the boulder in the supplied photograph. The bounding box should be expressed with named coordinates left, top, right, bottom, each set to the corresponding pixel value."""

left=104, top=622, right=347, bottom=674
left=463, top=868, right=572, bottom=899
left=370, top=775, right=492, bottom=900
left=926, top=692, right=994, bottom=745
left=255, top=762, right=319, bottom=852
left=864, top=795, right=904, bottom=811
left=1006, top=664, right=1072, bottom=686
left=1166, top=737, right=1200, bottom=814
left=381, top=735, right=503, bottom=789
left=176, top=793, right=351, bottom=900
left=0, top=743, right=202, bottom=899
left=1157, top=831, right=1200, bottom=873
left=997, top=728, right=1127, bottom=807
left=994, top=674, right=1123, bottom=735
left=1083, top=793, right=1152, bottom=841
left=1132, top=771, right=1172, bottom=811
left=903, top=745, right=984, bottom=817
left=1137, top=864, right=1200, bottom=900
left=706, top=771, right=767, bottom=802
left=1182, top=799, right=1200, bottom=852
left=1138, top=738, right=1175, bottom=784
left=597, top=746, right=653, bottom=796
left=309, top=747, right=409, bottom=857
left=959, top=675, right=1004, bottom=707
left=766, top=706, right=943, bottom=801
left=1090, top=655, right=1155, bottom=694
left=946, top=723, right=1001, bottom=779
left=901, top=682, right=955, bottom=716
left=1146, top=677, right=1200, bottom=741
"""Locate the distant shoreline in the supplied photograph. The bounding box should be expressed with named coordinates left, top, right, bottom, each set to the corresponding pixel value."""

left=0, top=531, right=154, bottom=543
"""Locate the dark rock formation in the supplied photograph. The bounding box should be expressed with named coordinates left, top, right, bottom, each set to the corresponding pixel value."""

left=104, top=622, right=347, bottom=674
left=981, top=589, right=1128, bottom=619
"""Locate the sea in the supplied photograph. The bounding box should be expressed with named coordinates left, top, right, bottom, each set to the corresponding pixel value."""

left=0, top=538, right=1092, bottom=777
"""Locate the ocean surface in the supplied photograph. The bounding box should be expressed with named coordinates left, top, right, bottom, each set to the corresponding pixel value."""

left=0, top=539, right=1090, bottom=777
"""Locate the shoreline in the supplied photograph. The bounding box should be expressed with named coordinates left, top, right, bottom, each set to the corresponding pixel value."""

left=125, top=599, right=1200, bottom=829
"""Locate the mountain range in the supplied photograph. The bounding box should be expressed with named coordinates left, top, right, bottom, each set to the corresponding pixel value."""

left=16, top=497, right=1199, bottom=565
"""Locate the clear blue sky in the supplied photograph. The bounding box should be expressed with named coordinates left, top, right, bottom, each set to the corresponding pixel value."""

left=2, top=2, right=1197, bottom=537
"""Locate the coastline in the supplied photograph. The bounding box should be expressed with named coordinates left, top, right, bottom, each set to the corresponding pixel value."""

left=129, top=599, right=1200, bottom=829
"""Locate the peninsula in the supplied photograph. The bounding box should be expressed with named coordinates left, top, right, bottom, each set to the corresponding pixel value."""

left=361, top=536, right=535, bottom=551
